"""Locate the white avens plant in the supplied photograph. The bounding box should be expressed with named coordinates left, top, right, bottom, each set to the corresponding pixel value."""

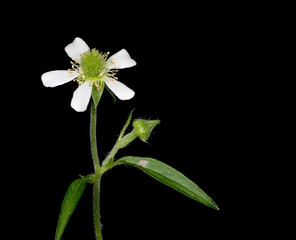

left=41, top=37, right=136, bottom=112
left=42, top=37, right=219, bottom=240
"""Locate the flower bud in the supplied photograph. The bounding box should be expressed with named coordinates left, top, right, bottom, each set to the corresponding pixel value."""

left=133, top=119, right=160, bottom=142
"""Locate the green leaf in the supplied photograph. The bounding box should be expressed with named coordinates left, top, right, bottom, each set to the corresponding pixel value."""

left=92, top=83, right=104, bottom=108
left=116, top=156, right=219, bottom=210
left=55, top=178, right=87, bottom=240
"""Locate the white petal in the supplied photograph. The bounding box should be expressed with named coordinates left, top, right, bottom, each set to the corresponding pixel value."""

left=105, top=49, right=136, bottom=69
left=105, top=78, right=135, bottom=100
left=41, top=70, right=79, bottom=87
left=70, top=81, right=92, bottom=112
left=65, top=37, right=90, bottom=60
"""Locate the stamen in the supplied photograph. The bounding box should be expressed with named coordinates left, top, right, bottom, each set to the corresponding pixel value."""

left=110, top=58, right=116, bottom=66
left=71, top=61, right=79, bottom=67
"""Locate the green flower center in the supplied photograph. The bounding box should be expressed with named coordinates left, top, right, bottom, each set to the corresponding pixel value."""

left=70, top=49, right=118, bottom=89
left=80, top=49, right=108, bottom=78
left=70, top=49, right=110, bottom=87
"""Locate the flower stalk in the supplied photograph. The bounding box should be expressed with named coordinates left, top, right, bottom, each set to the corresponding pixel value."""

left=90, top=99, right=101, bottom=172
left=90, top=92, right=103, bottom=240
left=93, top=177, right=103, bottom=240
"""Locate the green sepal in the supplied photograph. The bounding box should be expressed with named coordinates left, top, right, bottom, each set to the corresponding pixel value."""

left=92, top=83, right=104, bottom=108
left=116, top=156, right=219, bottom=210
left=105, top=85, right=117, bottom=104
left=133, top=119, right=160, bottom=142
left=55, top=178, right=87, bottom=240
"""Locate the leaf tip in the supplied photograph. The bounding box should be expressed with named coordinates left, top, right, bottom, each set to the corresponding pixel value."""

left=209, top=201, right=220, bottom=210
left=214, top=206, right=220, bottom=211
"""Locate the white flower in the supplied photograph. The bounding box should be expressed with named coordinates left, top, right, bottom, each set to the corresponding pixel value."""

left=41, top=37, right=136, bottom=112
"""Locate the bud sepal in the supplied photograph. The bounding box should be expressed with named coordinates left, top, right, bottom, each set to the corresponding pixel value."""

left=133, top=119, right=160, bottom=142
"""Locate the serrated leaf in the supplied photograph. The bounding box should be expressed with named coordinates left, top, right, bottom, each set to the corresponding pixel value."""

left=116, top=156, right=219, bottom=210
left=55, top=178, right=87, bottom=240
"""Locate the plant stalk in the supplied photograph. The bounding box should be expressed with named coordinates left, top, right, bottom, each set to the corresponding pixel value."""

left=93, top=177, right=103, bottom=240
left=90, top=94, right=104, bottom=240
left=91, top=101, right=101, bottom=171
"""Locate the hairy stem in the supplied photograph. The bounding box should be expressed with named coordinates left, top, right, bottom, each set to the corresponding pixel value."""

left=91, top=101, right=101, bottom=171
left=93, top=177, right=103, bottom=240
left=90, top=91, right=104, bottom=240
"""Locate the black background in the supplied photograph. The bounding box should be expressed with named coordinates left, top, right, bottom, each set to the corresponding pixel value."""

left=3, top=2, right=280, bottom=240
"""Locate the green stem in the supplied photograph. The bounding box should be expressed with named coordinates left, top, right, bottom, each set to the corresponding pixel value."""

left=90, top=89, right=104, bottom=240
left=93, top=177, right=103, bottom=240
left=91, top=101, right=101, bottom=171
left=102, top=129, right=138, bottom=168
